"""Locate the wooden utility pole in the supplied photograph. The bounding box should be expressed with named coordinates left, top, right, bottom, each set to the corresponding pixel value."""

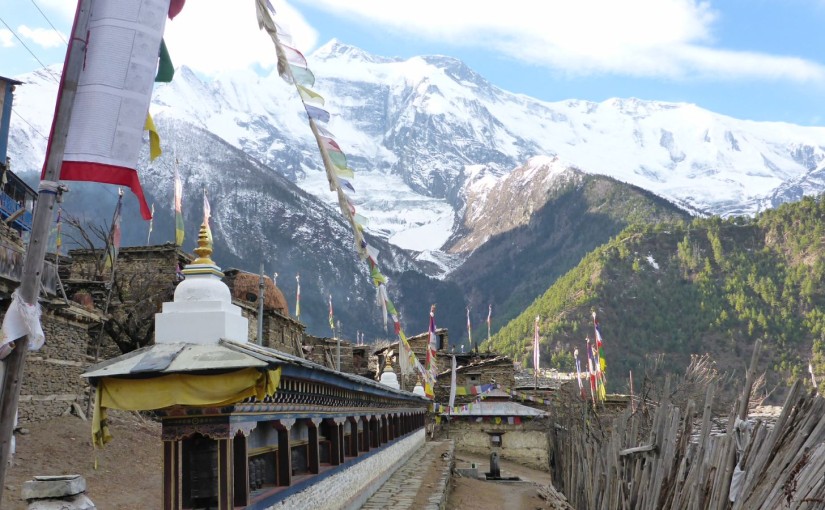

left=0, top=0, right=92, bottom=499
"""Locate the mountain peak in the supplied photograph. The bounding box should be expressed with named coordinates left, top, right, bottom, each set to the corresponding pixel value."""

left=311, top=39, right=396, bottom=64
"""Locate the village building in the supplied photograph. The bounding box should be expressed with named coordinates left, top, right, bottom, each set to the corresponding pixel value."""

left=439, top=388, right=549, bottom=471
left=82, top=227, right=428, bottom=509
left=434, top=354, right=515, bottom=407
left=0, top=162, right=104, bottom=423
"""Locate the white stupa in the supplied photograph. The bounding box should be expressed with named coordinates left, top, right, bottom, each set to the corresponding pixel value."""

left=154, top=223, right=248, bottom=345
left=379, top=358, right=400, bottom=390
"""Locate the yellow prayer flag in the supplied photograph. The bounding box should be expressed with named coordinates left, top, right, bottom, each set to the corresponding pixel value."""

left=144, top=113, right=162, bottom=160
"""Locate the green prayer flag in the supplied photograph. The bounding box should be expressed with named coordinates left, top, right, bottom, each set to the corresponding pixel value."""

left=155, top=39, right=174, bottom=83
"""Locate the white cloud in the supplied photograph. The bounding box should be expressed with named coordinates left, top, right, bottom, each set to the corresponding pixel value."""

left=17, top=25, right=66, bottom=49
left=164, top=0, right=318, bottom=75
left=0, top=29, right=13, bottom=48
left=36, top=0, right=76, bottom=22
left=291, top=0, right=825, bottom=82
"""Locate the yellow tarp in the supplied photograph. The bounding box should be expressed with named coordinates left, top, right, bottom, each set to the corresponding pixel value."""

left=92, top=367, right=281, bottom=448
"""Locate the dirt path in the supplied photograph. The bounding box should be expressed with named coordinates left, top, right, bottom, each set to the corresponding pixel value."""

left=3, top=411, right=162, bottom=510
left=447, top=450, right=570, bottom=510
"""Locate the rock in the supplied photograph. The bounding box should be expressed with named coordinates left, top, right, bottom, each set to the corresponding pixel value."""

left=27, top=493, right=96, bottom=509
left=22, top=475, right=86, bottom=500
left=18, top=428, right=30, bottom=435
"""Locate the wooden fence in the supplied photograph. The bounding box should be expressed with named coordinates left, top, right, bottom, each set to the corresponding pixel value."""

left=549, top=376, right=825, bottom=509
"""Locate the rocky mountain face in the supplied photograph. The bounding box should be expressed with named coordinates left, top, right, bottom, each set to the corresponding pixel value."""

left=7, top=40, right=825, bottom=344
left=446, top=157, right=693, bottom=335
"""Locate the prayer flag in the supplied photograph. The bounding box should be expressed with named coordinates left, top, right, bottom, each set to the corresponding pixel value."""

left=173, top=165, right=184, bottom=246
left=144, top=114, right=162, bottom=161
left=155, top=39, right=174, bottom=83
left=467, top=307, right=472, bottom=349
left=47, top=0, right=169, bottom=220
left=339, top=178, right=355, bottom=193
left=328, top=294, right=334, bottom=331
left=449, top=355, right=457, bottom=409
left=55, top=207, right=62, bottom=255
left=487, top=304, right=492, bottom=343
left=533, top=315, right=540, bottom=373
left=593, top=311, right=607, bottom=374
left=290, top=64, right=315, bottom=87
left=305, top=104, right=330, bottom=123
left=168, top=0, right=186, bottom=19
left=281, top=44, right=307, bottom=68
left=426, top=305, right=438, bottom=380
left=297, top=84, right=324, bottom=106
left=147, top=203, right=154, bottom=244
left=103, top=193, right=123, bottom=270
left=574, top=348, right=585, bottom=399
left=587, top=338, right=597, bottom=403
left=295, top=274, right=301, bottom=318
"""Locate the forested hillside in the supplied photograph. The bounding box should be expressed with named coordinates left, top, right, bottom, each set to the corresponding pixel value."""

left=485, top=195, right=825, bottom=397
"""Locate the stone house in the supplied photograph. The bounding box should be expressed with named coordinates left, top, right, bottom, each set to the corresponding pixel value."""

left=65, top=243, right=192, bottom=359
left=440, top=388, right=549, bottom=471
left=434, top=354, right=515, bottom=406
left=223, top=268, right=305, bottom=357
left=0, top=202, right=103, bottom=423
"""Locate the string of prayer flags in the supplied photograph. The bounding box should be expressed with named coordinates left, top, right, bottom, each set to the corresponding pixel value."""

left=257, top=1, right=435, bottom=397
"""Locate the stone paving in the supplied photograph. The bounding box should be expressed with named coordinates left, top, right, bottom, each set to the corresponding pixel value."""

left=360, top=440, right=455, bottom=510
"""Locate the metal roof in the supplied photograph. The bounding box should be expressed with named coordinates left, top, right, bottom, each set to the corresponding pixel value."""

left=444, top=399, right=547, bottom=417
left=82, top=342, right=267, bottom=378
left=83, top=339, right=428, bottom=402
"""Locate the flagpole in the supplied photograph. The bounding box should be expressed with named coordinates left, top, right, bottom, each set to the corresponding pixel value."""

left=85, top=189, right=123, bottom=417
left=0, top=0, right=92, bottom=496
left=146, top=203, right=154, bottom=245
left=257, top=262, right=265, bottom=345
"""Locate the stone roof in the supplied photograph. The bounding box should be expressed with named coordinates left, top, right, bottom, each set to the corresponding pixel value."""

left=443, top=390, right=547, bottom=417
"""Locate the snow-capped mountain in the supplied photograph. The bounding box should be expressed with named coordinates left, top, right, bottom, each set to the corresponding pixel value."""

left=10, top=40, right=825, bottom=343
left=11, top=40, right=825, bottom=264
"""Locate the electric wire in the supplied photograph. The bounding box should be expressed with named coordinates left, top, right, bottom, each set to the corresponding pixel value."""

left=0, top=16, right=61, bottom=84
left=10, top=109, right=47, bottom=140
left=28, top=0, right=68, bottom=46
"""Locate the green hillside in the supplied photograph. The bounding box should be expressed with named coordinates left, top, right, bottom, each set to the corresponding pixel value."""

left=449, top=171, right=692, bottom=343
left=484, top=195, right=825, bottom=396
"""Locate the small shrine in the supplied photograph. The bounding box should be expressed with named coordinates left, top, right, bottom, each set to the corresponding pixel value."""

left=83, top=226, right=428, bottom=509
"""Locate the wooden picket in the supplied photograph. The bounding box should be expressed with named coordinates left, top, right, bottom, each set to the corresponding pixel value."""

left=548, top=377, right=825, bottom=509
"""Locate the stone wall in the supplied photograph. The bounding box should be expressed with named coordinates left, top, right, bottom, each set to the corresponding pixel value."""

left=267, top=429, right=426, bottom=510
left=303, top=336, right=355, bottom=373
left=434, top=357, right=515, bottom=406
left=445, top=420, right=549, bottom=471
left=237, top=303, right=306, bottom=357
left=67, top=244, right=190, bottom=357
left=16, top=308, right=96, bottom=423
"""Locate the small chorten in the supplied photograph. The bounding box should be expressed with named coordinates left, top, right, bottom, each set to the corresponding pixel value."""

left=412, top=376, right=426, bottom=397
left=155, top=223, right=249, bottom=345
left=380, top=357, right=400, bottom=390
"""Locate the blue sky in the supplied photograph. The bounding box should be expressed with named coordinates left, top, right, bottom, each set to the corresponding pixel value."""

left=2, top=0, right=825, bottom=125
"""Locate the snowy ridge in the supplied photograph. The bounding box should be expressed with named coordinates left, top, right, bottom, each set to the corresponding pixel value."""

left=8, top=41, right=825, bottom=260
